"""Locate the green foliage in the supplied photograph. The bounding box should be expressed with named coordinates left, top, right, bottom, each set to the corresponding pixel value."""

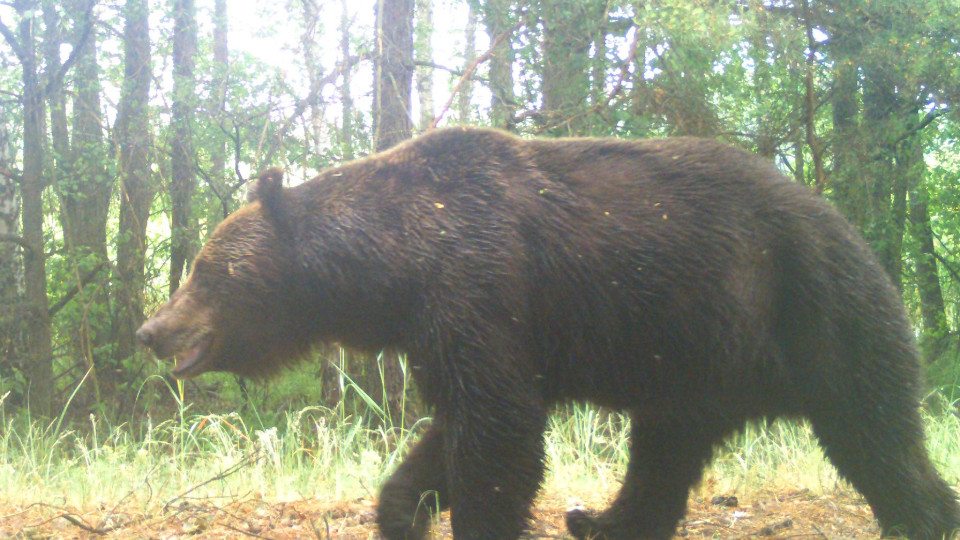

left=0, top=0, right=958, bottom=427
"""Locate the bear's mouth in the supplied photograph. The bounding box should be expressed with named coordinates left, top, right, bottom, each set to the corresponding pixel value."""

left=171, top=335, right=213, bottom=379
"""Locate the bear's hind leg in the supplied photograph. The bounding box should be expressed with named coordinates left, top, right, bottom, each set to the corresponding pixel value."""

left=809, top=391, right=960, bottom=539
left=377, top=424, right=448, bottom=540
left=566, top=416, right=731, bottom=540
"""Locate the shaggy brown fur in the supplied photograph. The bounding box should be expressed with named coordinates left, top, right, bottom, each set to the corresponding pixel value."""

left=139, top=127, right=960, bottom=540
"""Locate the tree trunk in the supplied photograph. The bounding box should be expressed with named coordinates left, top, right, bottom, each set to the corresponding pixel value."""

left=42, top=2, right=69, bottom=187
left=861, top=72, right=905, bottom=285
left=910, top=192, right=948, bottom=348
left=886, top=163, right=908, bottom=289
left=169, top=0, right=198, bottom=295
left=793, top=139, right=805, bottom=185
left=458, top=4, right=475, bottom=123
left=208, top=0, right=229, bottom=222
left=0, top=122, right=17, bottom=300
left=831, top=67, right=864, bottom=220
left=414, top=0, right=433, bottom=130
left=480, top=0, right=516, bottom=130
left=373, top=0, right=414, bottom=151
left=0, top=120, right=24, bottom=407
left=113, top=0, right=154, bottom=366
left=63, top=0, right=110, bottom=261
left=339, top=0, right=355, bottom=160
left=589, top=3, right=608, bottom=122
left=628, top=27, right=648, bottom=121
left=905, top=143, right=948, bottom=352
left=799, top=0, right=824, bottom=190
left=59, top=0, right=111, bottom=404
left=16, top=0, right=54, bottom=417
left=368, top=0, right=414, bottom=422
left=300, top=0, right=324, bottom=156
left=540, top=0, right=603, bottom=134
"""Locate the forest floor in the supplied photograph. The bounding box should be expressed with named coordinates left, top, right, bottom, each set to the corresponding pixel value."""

left=1, top=486, right=882, bottom=539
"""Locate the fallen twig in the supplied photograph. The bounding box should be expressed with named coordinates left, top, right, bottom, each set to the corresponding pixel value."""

left=59, top=512, right=135, bottom=535
left=220, top=521, right=276, bottom=539
left=20, top=502, right=144, bottom=536
left=163, top=453, right=263, bottom=513
left=309, top=516, right=328, bottom=539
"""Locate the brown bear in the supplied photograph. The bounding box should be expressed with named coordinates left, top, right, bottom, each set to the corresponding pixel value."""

left=138, top=127, right=960, bottom=540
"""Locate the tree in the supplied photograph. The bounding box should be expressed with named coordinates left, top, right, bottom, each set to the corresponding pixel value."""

left=829, top=31, right=863, bottom=220
left=816, top=0, right=948, bottom=288
left=113, top=0, right=154, bottom=368
left=1, top=0, right=53, bottom=416
left=458, top=4, right=476, bottom=123
left=908, top=149, right=949, bottom=351
left=300, top=0, right=325, bottom=156
left=0, top=118, right=23, bottom=406
left=206, top=0, right=229, bottom=222
left=479, top=0, right=516, bottom=130
left=414, top=0, right=433, bottom=130
left=339, top=0, right=356, bottom=160
left=169, top=0, right=198, bottom=295
left=0, top=120, right=17, bottom=298
left=55, top=0, right=112, bottom=402
left=0, top=0, right=956, bottom=420
left=539, top=0, right=605, bottom=134
left=369, top=0, right=415, bottom=420
left=65, top=0, right=112, bottom=259
left=373, top=0, right=414, bottom=151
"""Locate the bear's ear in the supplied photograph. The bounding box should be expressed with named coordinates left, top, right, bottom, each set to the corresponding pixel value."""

left=251, top=167, right=287, bottom=217
left=250, top=167, right=284, bottom=206
left=250, top=168, right=291, bottom=234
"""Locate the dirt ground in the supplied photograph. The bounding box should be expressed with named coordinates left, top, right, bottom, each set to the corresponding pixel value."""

left=1, top=487, right=884, bottom=539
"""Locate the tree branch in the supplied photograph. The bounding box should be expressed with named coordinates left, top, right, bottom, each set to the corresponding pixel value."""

left=43, top=0, right=99, bottom=99
left=0, top=233, right=32, bottom=254
left=47, top=260, right=106, bottom=318
left=277, top=54, right=368, bottom=139
left=428, top=25, right=518, bottom=130
left=228, top=119, right=246, bottom=189
left=931, top=249, right=960, bottom=288
left=530, top=25, right=642, bottom=134
left=412, top=60, right=465, bottom=77
left=602, top=25, right=641, bottom=108
left=0, top=168, right=22, bottom=183
left=196, top=160, right=242, bottom=220
left=0, top=14, right=25, bottom=63
left=867, top=108, right=946, bottom=164
left=894, top=109, right=945, bottom=148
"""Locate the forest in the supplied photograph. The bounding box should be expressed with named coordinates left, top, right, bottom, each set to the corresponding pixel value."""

left=1, top=0, right=959, bottom=537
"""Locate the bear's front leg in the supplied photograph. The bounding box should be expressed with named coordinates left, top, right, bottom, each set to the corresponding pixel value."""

left=442, top=394, right=548, bottom=539
left=377, top=424, right=448, bottom=540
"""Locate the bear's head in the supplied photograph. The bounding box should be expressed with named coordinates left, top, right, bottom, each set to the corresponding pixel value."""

left=137, top=168, right=312, bottom=378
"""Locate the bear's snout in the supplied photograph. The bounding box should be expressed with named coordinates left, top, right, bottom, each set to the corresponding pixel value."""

left=136, top=320, right=158, bottom=348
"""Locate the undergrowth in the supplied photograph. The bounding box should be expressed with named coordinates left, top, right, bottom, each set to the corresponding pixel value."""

left=1, top=384, right=958, bottom=514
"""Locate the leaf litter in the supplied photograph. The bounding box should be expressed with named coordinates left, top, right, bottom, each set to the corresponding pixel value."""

left=0, top=486, right=886, bottom=539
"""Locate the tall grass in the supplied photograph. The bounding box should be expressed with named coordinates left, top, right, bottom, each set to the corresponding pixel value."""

left=1, top=387, right=958, bottom=514
left=0, top=380, right=418, bottom=511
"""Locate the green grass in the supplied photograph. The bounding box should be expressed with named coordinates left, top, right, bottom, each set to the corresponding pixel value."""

left=1, top=388, right=959, bottom=514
